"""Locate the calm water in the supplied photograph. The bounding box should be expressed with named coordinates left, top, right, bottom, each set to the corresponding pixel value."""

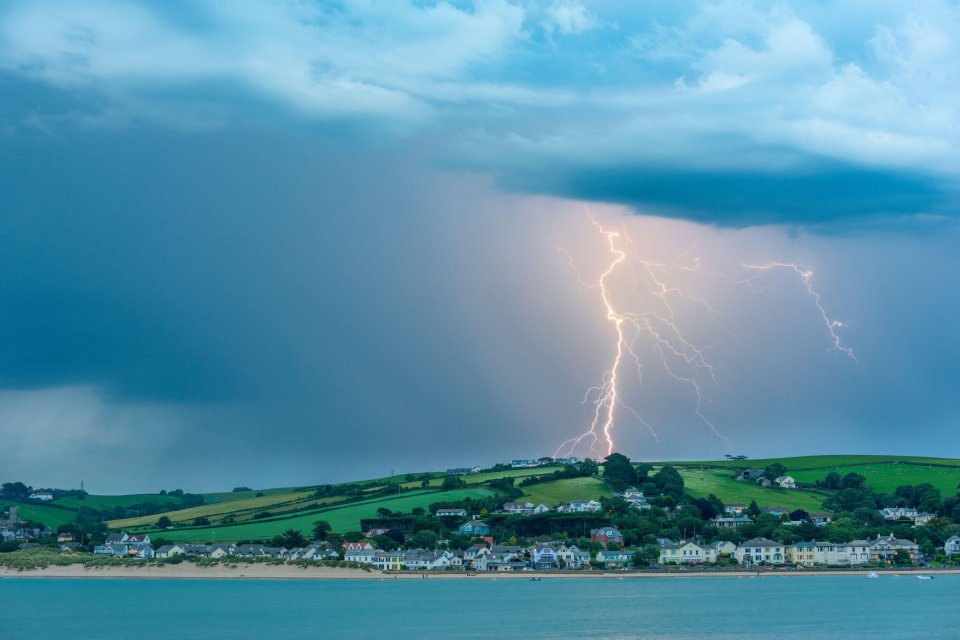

left=1, top=576, right=958, bottom=639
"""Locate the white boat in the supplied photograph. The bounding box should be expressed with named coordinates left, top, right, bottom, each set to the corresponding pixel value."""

left=867, top=572, right=880, bottom=579
left=916, top=575, right=934, bottom=580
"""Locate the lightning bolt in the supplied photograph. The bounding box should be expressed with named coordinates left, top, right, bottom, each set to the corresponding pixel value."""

left=741, top=262, right=856, bottom=362
left=554, top=216, right=726, bottom=459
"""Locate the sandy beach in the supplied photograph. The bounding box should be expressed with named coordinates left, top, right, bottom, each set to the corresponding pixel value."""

left=3, top=564, right=959, bottom=580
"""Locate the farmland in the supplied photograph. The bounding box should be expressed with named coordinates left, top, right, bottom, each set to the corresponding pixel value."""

left=675, top=469, right=828, bottom=513
left=520, top=477, right=611, bottom=506
left=153, top=487, right=494, bottom=542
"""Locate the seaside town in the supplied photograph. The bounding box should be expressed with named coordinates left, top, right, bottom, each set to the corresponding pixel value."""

left=4, top=454, right=960, bottom=573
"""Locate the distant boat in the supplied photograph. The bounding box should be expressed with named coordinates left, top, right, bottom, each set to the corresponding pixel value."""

left=916, top=575, right=934, bottom=581
left=530, top=577, right=542, bottom=582
left=867, top=572, right=880, bottom=579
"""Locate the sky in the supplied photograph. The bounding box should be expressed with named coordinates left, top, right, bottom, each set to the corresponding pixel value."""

left=1, top=1, right=958, bottom=492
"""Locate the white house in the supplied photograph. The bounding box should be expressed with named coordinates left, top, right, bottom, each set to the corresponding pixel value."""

left=532, top=503, right=552, bottom=514
left=714, top=540, right=737, bottom=555
left=156, top=545, right=185, bottom=558
left=774, top=475, right=796, bottom=489
left=945, top=536, right=960, bottom=557
left=555, top=544, right=591, bottom=568
left=567, top=499, right=602, bottom=513
left=735, top=538, right=786, bottom=565
left=435, top=508, right=468, bottom=518
left=28, top=492, right=54, bottom=501
left=659, top=541, right=717, bottom=564
left=503, top=501, right=535, bottom=514
left=723, top=504, right=747, bottom=516
left=881, top=507, right=918, bottom=520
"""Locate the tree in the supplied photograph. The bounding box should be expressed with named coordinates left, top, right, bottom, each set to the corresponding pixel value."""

left=312, top=520, right=332, bottom=540
left=763, top=464, right=787, bottom=481
left=653, top=466, right=684, bottom=502
left=278, top=529, right=307, bottom=548
left=580, top=459, right=599, bottom=476
left=441, top=475, right=465, bottom=490
left=156, top=516, right=172, bottom=528
left=192, top=517, right=210, bottom=526
left=376, top=507, right=393, bottom=517
left=232, top=487, right=252, bottom=492
left=747, top=500, right=761, bottom=517
left=0, top=482, right=31, bottom=500
left=603, top=453, right=638, bottom=491
left=822, top=472, right=842, bottom=490
left=893, top=549, right=913, bottom=566
left=411, top=530, right=438, bottom=549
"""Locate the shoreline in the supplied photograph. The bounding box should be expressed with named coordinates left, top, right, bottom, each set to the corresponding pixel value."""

left=3, top=564, right=959, bottom=580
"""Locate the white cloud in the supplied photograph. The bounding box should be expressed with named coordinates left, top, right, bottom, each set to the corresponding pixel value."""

left=542, top=2, right=598, bottom=35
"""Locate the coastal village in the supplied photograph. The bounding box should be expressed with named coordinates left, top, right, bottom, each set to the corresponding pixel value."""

left=4, top=455, right=960, bottom=573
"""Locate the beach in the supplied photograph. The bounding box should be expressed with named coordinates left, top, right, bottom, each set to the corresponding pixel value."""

left=3, top=563, right=958, bottom=580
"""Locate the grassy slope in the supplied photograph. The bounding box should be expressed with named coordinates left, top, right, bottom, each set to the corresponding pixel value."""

left=107, top=490, right=334, bottom=529
left=520, top=477, right=611, bottom=506
left=0, top=500, right=76, bottom=529
left=677, top=469, right=828, bottom=513
left=669, top=455, right=960, bottom=501
left=154, top=487, right=494, bottom=542
left=55, top=494, right=192, bottom=511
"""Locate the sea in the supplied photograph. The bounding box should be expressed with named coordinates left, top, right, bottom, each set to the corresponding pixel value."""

left=1, top=575, right=958, bottom=639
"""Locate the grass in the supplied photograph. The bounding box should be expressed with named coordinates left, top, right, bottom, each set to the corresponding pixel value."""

left=153, top=487, right=494, bottom=542
left=520, top=477, right=611, bottom=506
left=0, top=500, right=78, bottom=530
left=787, top=464, right=960, bottom=496
left=669, top=455, right=960, bottom=471
left=54, top=493, right=193, bottom=511
left=107, top=490, right=332, bottom=529
left=676, top=469, right=828, bottom=513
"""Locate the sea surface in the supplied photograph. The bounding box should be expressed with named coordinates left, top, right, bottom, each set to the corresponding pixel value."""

left=1, top=575, right=958, bottom=639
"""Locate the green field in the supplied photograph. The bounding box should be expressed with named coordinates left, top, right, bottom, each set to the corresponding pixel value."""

left=677, top=469, right=828, bottom=513
left=54, top=493, right=194, bottom=511
left=787, top=463, right=960, bottom=496
left=153, top=487, right=494, bottom=542
left=520, top=477, right=611, bottom=506
left=1, top=500, right=77, bottom=529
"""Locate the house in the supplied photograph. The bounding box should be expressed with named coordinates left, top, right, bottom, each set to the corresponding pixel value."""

left=556, top=544, right=591, bottom=569
left=511, top=459, right=540, bottom=468
left=156, top=544, right=185, bottom=558
left=709, top=516, right=753, bottom=529
left=343, top=541, right=374, bottom=552
left=810, top=513, right=832, bottom=527
left=344, top=547, right=378, bottom=565
left=446, top=466, right=480, bottom=475
left=209, top=544, right=236, bottom=558
left=458, top=521, right=490, bottom=536
left=567, top=499, right=602, bottom=513
left=502, top=501, right=535, bottom=515
left=738, top=468, right=765, bottom=481
left=787, top=541, right=856, bottom=566
left=435, top=508, right=468, bottom=518
left=28, top=491, right=54, bottom=501
left=182, top=544, right=213, bottom=557
left=659, top=541, right=717, bottom=564
left=723, top=504, right=747, bottom=516
left=774, top=475, right=796, bottom=489
left=755, top=477, right=772, bottom=487
left=590, top=527, right=623, bottom=547
left=621, top=487, right=650, bottom=509
left=596, top=549, right=634, bottom=569
left=532, top=545, right=559, bottom=570
left=868, top=534, right=919, bottom=563
left=945, top=536, right=960, bottom=557
left=532, top=503, right=553, bottom=514
left=57, top=533, right=74, bottom=543
left=881, top=507, right=918, bottom=521
left=762, top=506, right=790, bottom=518
left=714, top=540, right=737, bottom=555
left=735, top=538, right=786, bottom=565
left=138, top=546, right=155, bottom=560
left=913, top=512, right=937, bottom=526
left=556, top=457, right=581, bottom=465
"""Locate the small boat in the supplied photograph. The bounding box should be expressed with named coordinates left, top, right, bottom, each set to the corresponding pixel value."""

left=916, top=575, right=934, bottom=581
left=867, top=572, right=880, bottom=579
left=529, top=577, right=542, bottom=582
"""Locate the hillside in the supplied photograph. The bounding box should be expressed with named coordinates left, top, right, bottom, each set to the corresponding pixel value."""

left=4, top=454, right=958, bottom=544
